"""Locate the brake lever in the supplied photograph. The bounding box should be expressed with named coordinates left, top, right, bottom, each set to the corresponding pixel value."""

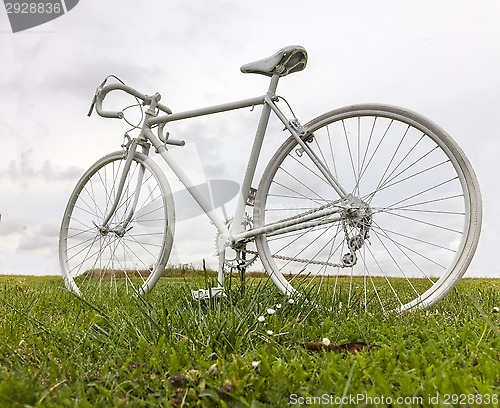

left=87, top=78, right=109, bottom=117
left=87, top=94, right=97, bottom=117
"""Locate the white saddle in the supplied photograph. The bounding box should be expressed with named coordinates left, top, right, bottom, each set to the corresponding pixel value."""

left=240, top=45, right=308, bottom=77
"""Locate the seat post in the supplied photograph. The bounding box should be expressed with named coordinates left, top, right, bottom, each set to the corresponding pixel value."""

left=268, top=73, right=280, bottom=96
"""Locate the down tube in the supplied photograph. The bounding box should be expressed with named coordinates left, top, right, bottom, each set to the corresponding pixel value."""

left=146, top=130, right=231, bottom=239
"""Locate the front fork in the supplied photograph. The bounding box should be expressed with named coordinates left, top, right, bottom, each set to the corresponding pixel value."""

left=96, top=137, right=149, bottom=236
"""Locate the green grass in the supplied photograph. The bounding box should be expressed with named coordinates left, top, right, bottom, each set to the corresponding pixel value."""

left=0, top=274, right=499, bottom=407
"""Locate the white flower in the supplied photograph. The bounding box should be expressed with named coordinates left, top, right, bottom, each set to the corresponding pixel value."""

left=267, top=308, right=275, bottom=315
left=322, top=337, right=331, bottom=346
left=493, top=306, right=500, bottom=313
left=276, top=304, right=282, bottom=309
left=288, top=298, right=295, bottom=304
left=252, top=361, right=261, bottom=368
left=266, top=330, right=274, bottom=335
left=207, top=363, right=218, bottom=375
left=258, top=316, right=265, bottom=322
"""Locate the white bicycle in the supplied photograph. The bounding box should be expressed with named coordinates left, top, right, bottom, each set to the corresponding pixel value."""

left=59, top=45, right=482, bottom=312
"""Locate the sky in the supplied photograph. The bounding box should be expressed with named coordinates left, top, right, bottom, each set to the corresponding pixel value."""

left=0, top=0, right=499, bottom=277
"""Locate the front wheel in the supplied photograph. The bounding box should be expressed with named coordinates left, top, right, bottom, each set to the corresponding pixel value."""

left=254, top=104, right=481, bottom=313
left=59, top=150, right=175, bottom=297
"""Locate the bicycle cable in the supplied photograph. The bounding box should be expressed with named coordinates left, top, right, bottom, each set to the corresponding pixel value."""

left=104, top=75, right=145, bottom=133
left=276, top=95, right=298, bottom=120
left=122, top=102, right=145, bottom=130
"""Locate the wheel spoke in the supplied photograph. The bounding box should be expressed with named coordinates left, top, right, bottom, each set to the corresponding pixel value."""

left=60, top=153, right=173, bottom=298
left=255, top=107, right=479, bottom=313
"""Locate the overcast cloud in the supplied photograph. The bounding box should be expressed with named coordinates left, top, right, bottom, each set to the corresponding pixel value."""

left=0, top=0, right=499, bottom=277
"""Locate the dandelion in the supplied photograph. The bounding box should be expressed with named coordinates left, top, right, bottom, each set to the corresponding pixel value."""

left=258, top=315, right=265, bottom=322
left=493, top=306, right=500, bottom=313
left=266, top=330, right=274, bottom=335
left=322, top=337, right=331, bottom=346
left=288, top=298, right=295, bottom=304
left=252, top=361, right=261, bottom=368
left=267, top=308, right=275, bottom=315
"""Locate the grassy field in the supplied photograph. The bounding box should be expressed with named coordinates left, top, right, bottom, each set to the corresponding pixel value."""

left=0, top=274, right=499, bottom=407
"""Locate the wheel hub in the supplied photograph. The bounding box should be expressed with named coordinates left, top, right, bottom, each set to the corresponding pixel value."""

left=94, top=222, right=129, bottom=238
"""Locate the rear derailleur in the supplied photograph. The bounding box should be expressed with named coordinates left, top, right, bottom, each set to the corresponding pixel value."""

left=340, top=195, right=372, bottom=267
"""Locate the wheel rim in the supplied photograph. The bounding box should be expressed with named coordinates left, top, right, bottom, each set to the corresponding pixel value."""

left=255, top=105, right=481, bottom=313
left=59, top=152, right=174, bottom=297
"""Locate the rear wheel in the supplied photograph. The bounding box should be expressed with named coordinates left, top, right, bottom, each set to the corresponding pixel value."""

left=59, top=150, right=175, bottom=297
left=254, top=104, right=481, bottom=312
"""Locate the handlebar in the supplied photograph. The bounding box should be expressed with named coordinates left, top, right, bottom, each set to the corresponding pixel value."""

left=89, top=80, right=185, bottom=146
left=93, top=82, right=173, bottom=119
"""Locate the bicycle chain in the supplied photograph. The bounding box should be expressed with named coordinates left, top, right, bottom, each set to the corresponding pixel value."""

left=225, top=200, right=370, bottom=269
left=242, top=200, right=356, bottom=269
left=263, top=199, right=343, bottom=227
left=242, top=248, right=348, bottom=268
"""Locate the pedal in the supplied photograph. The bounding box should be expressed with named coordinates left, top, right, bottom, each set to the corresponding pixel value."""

left=191, top=287, right=226, bottom=300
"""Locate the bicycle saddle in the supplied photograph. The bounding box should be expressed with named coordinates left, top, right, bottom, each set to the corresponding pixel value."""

left=240, top=45, right=307, bottom=77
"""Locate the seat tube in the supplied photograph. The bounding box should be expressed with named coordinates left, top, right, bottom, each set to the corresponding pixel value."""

left=230, top=74, right=280, bottom=236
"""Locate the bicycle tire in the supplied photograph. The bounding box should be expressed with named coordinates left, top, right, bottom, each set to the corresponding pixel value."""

left=59, top=150, right=175, bottom=297
left=254, top=104, right=481, bottom=312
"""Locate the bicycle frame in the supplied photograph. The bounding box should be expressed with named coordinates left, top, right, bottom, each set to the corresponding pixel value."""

left=96, top=73, right=349, bottom=284
left=145, top=74, right=347, bottom=239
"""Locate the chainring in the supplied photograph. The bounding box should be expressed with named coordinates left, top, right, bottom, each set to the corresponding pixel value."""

left=215, top=215, right=258, bottom=270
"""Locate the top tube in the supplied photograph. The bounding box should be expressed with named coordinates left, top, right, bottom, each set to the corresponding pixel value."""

left=148, top=72, right=281, bottom=126
left=147, top=96, right=266, bottom=126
